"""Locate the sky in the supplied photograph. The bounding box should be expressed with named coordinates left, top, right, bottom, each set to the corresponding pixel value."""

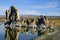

left=0, top=0, right=60, bottom=16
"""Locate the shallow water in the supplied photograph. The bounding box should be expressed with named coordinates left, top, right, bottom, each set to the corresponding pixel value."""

left=0, top=22, right=38, bottom=40
left=0, top=22, right=60, bottom=40
left=0, top=22, right=5, bottom=40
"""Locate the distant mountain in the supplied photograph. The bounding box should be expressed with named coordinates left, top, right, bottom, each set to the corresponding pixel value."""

left=21, top=15, right=60, bottom=19
left=0, top=15, right=5, bottom=18
left=0, top=15, right=60, bottom=19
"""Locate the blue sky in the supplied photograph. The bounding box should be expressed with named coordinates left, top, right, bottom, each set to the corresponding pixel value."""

left=0, top=0, right=60, bottom=16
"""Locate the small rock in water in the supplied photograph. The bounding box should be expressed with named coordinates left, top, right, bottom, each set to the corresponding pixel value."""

left=0, top=24, right=1, bottom=25
left=25, top=32, right=28, bottom=35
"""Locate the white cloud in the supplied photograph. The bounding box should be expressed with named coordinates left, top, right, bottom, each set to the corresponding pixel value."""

left=20, top=10, right=41, bottom=15
left=43, top=12, right=60, bottom=16
left=0, top=6, right=60, bottom=16
left=0, top=6, right=7, bottom=15
left=19, top=10, right=60, bottom=16
left=33, top=2, right=58, bottom=9
left=0, top=7, right=6, bottom=11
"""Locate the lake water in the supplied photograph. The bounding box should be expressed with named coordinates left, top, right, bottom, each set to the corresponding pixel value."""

left=0, top=22, right=38, bottom=40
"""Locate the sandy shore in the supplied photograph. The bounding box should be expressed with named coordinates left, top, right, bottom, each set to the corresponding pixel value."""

left=34, top=27, right=60, bottom=40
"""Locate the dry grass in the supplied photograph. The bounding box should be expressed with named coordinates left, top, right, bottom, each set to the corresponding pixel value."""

left=0, top=19, right=5, bottom=22
left=49, top=19, right=60, bottom=27
left=0, top=18, right=60, bottom=27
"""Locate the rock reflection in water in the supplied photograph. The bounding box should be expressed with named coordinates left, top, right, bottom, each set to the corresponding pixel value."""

left=5, top=26, right=37, bottom=40
left=5, top=27, right=19, bottom=40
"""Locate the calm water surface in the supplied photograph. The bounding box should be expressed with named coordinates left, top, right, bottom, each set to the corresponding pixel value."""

left=0, top=22, right=38, bottom=40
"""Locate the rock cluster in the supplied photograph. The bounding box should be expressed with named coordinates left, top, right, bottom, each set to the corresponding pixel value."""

left=4, top=6, right=55, bottom=40
left=5, top=6, right=20, bottom=25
